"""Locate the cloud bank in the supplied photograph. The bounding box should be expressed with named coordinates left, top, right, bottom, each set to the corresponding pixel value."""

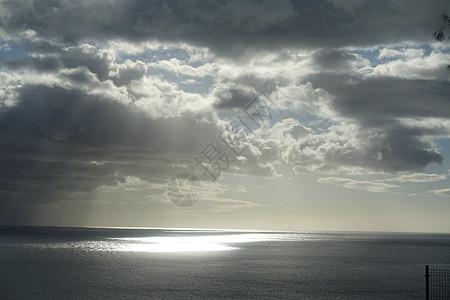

left=0, top=0, right=449, bottom=222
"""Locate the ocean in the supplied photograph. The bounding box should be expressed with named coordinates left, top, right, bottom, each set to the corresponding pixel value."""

left=0, top=227, right=449, bottom=299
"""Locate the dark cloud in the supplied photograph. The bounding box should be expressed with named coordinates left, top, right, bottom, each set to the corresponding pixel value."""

left=372, top=126, right=444, bottom=171
left=213, top=85, right=258, bottom=110
left=1, top=43, right=148, bottom=87
left=1, top=44, right=113, bottom=81
left=0, top=0, right=447, bottom=57
left=2, top=55, right=63, bottom=72
left=312, top=49, right=362, bottom=71
left=286, top=128, right=443, bottom=174
left=316, top=76, right=450, bottom=121
left=59, top=46, right=113, bottom=81
left=0, top=84, right=220, bottom=154
left=0, top=84, right=221, bottom=204
left=301, top=75, right=450, bottom=171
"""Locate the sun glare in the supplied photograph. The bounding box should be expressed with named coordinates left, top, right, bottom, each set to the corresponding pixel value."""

left=120, top=240, right=232, bottom=252
left=27, top=233, right=308, bottom=253
left=109, top=235, right=243, bottom=253
left=106, top=233, right=305, bottom=253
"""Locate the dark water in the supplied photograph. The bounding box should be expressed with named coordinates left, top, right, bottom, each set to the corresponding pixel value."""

left=0, top=227, right=449, bottom=299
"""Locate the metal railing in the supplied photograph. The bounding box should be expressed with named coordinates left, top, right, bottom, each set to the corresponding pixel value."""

left=426, top=265, right=450, bottom=299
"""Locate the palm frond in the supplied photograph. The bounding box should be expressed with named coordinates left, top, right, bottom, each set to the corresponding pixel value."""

left=434, top=30, right=445, bottom=41
left=434, top=15, right=450, bottom=41
left=433, top=15, right=450, bottom=70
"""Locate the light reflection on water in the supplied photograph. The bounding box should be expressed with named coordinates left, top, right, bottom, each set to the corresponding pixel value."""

left=108, top=233, right=296, bottom=253
left=22, top=232, right=317, bottom=253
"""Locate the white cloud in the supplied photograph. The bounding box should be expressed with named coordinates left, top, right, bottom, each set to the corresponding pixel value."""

left=270, top=82, right=335, bottom=119
left=430, top=188, right=450, bottom=197
left=318, top=177, right=397, bottom=193
left=368, top=51, right=450, bottom=80
left=377, top=48, right=424, bottom=60
left=148, top=58, right=218, bottom=78
left=386, top=173, right=447, bottom=183
left=110, top=59, right=147, bottom=86
left=195, top=181, right=260, bottom=212
left=266, top=118, right=313, bottom=141
left=0, top=40, right=11, bottom=51
left=233, top=185, right=248, bottom=193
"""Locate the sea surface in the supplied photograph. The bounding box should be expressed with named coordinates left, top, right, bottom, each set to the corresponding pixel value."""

left=0, top=227, right=449, bottom=299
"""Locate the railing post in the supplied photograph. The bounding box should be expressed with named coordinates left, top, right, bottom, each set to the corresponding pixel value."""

left=425, top=265, right=430, bottom=300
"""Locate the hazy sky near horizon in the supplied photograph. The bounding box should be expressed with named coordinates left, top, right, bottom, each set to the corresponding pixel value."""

left=1, top=0, right=450, bottom=232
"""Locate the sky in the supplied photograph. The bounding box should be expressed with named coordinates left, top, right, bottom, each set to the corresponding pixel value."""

left=0, top=0, right=450, bottom=232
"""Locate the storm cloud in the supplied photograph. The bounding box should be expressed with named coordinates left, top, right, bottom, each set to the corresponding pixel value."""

left=0, top=0, right=450, bottom=226
left=0, top=0, right=446, bottom=56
